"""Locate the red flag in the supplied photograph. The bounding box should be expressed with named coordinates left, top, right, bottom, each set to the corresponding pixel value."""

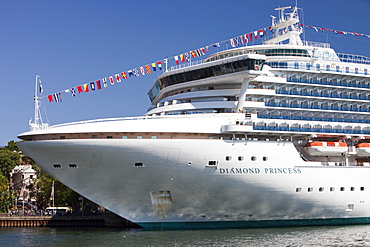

left=96, top=80, right=101, bottom=90
left=77, top=85, right=83, bottom=93
left=48, top=95, right=53, bottom=102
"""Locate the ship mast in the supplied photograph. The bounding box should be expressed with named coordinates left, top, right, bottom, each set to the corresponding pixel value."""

left=264, top=6, right=303, bottom=45
left=29, top=74, right=48, bottom=130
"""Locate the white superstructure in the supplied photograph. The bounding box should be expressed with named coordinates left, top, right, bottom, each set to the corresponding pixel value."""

left=18, top=6, right=370, bottom=230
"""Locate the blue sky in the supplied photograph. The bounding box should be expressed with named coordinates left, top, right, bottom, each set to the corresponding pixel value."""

left=1, top=0, right=370, bottom=146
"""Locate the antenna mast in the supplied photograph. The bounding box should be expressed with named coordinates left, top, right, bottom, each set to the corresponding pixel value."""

left=29, top=74, right=48, bottom=130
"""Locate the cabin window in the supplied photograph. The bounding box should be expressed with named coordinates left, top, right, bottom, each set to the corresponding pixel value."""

left=106, top=136, right=113, bottom=139
left=295, top=187, right=302, bottom=192
left=263, top=156, right=268, bottom=161
left=151, top=136, right=157, bottom=139
left=225, top=156, right=231, bottom=161
left=330, top=187, right=335, bottom=192
left=251, top=156, right=257, bottom=161
left=208, top=161, right=218, bottom=166
left=91, top=135, right=97, bottom=139
left=351, top=187, right=355, bottom=191
left=308, top=187, right=313, bottom=192
left=60, top=136, right=65, bottom=139
left=361, top=187, right=365, bottom=191
left=238, top=156, right=244, bottom=161
left=122, top=136, right=128, bottom=139
left=134, top=163, right=144, bottom=168
left=69, top=164, right=77, bottom=168
left=340, top=187, right=345, bottom=191
left=53, top=164, right=62, bottom=169
left=319, top=187, right=324, bottom=192
left=137, top=136, right=143, bottom=139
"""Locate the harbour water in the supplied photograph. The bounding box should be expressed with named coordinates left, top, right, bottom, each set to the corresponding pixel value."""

left=1, top=225, right=370, bottom=247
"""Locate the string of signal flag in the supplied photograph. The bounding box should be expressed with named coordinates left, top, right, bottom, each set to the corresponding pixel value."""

left=42, top=23, right=370, bottom=103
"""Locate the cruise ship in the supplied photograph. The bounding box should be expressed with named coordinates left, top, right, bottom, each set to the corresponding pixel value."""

left=17, top=6, right=370, bottom=230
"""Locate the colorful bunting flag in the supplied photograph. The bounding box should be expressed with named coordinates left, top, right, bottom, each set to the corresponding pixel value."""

left=77, top=85, right=83, bottom=93
left=70, top=87, right=76, bottom=96
left=151, top=63, right=157, bottom=71
left=90, top=82, right=96, bottom=91
left=83, top=83, right=89, bottom=92
left=53, top=92, right=62, bottom=102
left=48, top=95, right=53, bottom=102
left=109, top=76, right=115, bottom=85
left=96, top=80, right=101, bottom=90
left=121, top=72, right=128, bottom=79
left=115, top=74, right=121, bottom=83
left=133, top=68, right=139, bottom=77
left=140, top=66, right=145, bottom=75
left=102, top=78, right=108, bottom=88
left=190, top=50, right=196, bottom=58
left=157, top=61, right=162, bottom=70
left=145, top=65, right=151, bottom=74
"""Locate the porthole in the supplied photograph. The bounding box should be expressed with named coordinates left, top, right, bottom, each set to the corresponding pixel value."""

left=351, top=187, right=355, bottom=191
left=319, top=187, right=324, bottom=192
left=361, top=187, right=365, bottom=191
left=251, top=156, right=257, bottom=161
left=330, top=187, right=335, bottom=192
left=238, top=156, right=244, bottom=161
left=340, top=187, right=345, bottom=191
left=296, top=187, right=302, bottom=192
left=263, top=156, right=268, bottom=161
left=225, top=156, right=231, bottom=161
left=308, top=187, right=313, bottom=192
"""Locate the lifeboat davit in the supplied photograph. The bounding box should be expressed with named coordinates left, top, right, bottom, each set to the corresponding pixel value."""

left=356, top=143, right=370, bottom=157
left=304, top=141, right=347, bottom=156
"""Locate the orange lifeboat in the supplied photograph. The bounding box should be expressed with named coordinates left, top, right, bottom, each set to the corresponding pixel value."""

left=356, top=143, right=370, bottom=157
left=304, top=141, right=347, bottom=156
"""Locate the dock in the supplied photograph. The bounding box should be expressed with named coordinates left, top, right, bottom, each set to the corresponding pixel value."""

left=0, top=212, right=141, bottom=228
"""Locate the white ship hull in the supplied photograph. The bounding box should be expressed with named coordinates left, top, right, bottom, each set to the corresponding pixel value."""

left=17, top=120, right=370, bottom=229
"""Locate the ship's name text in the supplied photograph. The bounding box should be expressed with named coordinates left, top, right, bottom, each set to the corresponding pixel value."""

left=219, top=167, right=302, bottom=174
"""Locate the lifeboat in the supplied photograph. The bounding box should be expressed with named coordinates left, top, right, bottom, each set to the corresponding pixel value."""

left=304, top=141, right=347, bottom=156
left=356, top=143, right=370, bottom=157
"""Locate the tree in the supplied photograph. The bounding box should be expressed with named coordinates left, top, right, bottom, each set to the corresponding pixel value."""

left=0, top=175, right=15, bottom=213
left=4, top=140, right=19, bottom=152
left=0, top=149, right=20, bottom=179
left=34, top=166, right=79, bottom=210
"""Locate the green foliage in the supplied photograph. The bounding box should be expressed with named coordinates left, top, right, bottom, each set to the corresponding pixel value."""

left=0, top=175, right=15, bottom=213
left=0, top=190, right=15, bottom=213
left=0, top=175, right=8, bottom=192
left=34, top=166, right=79, bottom=210
left=0, top=149, right=20, bottom=179
left=5, top=140, right=19, bottom=152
